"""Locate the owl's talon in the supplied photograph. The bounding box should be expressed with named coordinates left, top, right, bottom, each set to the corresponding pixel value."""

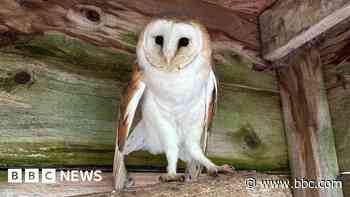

left=125, top=176, right=135, bottom=187
left=208, top=164, right=235, bottom=177
left=218, top=164, right=235, bottom=174
left=207, top=169, right=219, bottom=177
left=185, top=174, right=199, bottom=182
left=159, top=174, right=186, bottom=182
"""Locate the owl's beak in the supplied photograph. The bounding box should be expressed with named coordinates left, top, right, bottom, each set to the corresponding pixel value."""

left=163, top=28, right=177, bottom=67
left=165, top=55, right=172, bottom=66
left=163, top=44, right=176, bottom=66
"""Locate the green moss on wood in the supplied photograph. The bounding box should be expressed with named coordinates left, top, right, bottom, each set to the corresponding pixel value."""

left=126, top=151, right=187, bottom=170
left=1, top=33, right=135, bottom=82
left=118, top=32, right=138, bottom=46
left=208, top=156, right=288, bottom=172
left=207, top=84, right=288, bottom=171
left=0, top=72, right=18, bottom=93
left=216, top=63, right=278, bottom=93
left=0, top=171, right=7, bottom=182
left=324, top=64, right=350, bottom=172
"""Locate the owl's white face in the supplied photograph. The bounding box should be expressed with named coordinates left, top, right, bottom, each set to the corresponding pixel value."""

left=138, top=19, right=206, bottom=72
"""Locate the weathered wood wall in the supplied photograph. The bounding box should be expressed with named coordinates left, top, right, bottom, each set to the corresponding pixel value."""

left=0, top=31, right=287, bottom=171
left=324, top=63, right=350, bottom=173
left=0, top=0, right=288, bottom=172
left=324, top=63, right=350, bottom=197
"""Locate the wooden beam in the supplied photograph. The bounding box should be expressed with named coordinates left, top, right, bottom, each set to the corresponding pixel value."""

left=277, top=49, right=343, bottom=197
left=0, top=0, right=259, bottom=52
left=260, top=0, right=350, bottom=61
left=320, top=16, right=350, bottom=65
left=121, top=0, right=259, bottom=50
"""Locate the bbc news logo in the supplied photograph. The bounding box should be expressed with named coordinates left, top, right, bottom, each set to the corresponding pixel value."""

left=8, top=169, right=102, bottom=184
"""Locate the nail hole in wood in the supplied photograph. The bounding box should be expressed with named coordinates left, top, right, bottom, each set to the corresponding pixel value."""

left=14, top=71, right=31, bottom=85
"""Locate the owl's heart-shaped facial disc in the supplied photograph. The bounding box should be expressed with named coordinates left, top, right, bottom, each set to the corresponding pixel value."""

left=137, top=19, right=210, bottom=72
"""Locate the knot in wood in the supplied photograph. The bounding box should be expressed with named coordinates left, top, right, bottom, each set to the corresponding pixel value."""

left=85, top=9, right=101, bottom=23
left=14, top=71, right=31, bottom=85
left=66, top=5, right=105, bottom=31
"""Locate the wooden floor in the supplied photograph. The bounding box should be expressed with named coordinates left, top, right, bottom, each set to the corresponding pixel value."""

left=0, top=171, right=292, bottom=197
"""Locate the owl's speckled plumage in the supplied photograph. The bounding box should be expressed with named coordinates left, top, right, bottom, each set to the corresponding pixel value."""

left=113, top=19, right=233, bottom=190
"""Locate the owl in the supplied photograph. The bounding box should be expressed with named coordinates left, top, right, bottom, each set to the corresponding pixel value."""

left=113, top=18, right=234, bottom=190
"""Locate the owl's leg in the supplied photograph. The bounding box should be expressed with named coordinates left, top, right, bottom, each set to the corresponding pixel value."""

left=159, top=145, right=185, bottom=182
left=185, top=159, right=202, bottom=181
left=186, top=128, right=209, bottom=181
left=188, top=144, right=235, bottom=176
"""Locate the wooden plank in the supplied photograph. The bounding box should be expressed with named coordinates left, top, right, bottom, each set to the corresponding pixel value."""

left=0, top=171, right=292, bottom=197
left=121, top=0, right=259, bottom=50
left=0, top=32, right=288, bottom=171
left=260, top=0, right=350, bottom=61
left=0, top=0, right=262, bottom=60
left=277, top=49, right=343, bottom=197
left=0, top=171, right=129, bottom=196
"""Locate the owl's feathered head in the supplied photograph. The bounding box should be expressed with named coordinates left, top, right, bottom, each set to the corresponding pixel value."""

left=137, top=18, right=211, bottom=72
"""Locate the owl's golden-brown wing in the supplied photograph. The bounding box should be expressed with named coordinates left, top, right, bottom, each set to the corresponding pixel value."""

left=205, top=69, right=218, bottom=133
left=117, top=67, right=145, bottom=152
left=202, top=69, right=218, bottom=153
left=113, top=66, right=145, bottom=190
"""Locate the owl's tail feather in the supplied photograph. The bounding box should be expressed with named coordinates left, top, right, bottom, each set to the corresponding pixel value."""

left=113, top=149, right=127, bottom=190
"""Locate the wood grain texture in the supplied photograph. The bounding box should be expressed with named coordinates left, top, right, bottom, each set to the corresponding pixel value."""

left=0, top=0, right=263, bottom=61
left=320, top=16, right=350, bottom=65
left=324, top=64, right=350, bottom=171
left=0, top=171, right=292, bottom=197
left=201, top=0, right=276, bottom=16
left=324, top=63, right=350, bottom=197
left=277, top=49, right=343, bottom=197
left=0, top=32, right=288, bottom=171
left=260, top=0, right=350, bottom=61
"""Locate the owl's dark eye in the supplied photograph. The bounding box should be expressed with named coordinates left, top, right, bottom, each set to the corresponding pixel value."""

left=179, top=37, right=189, bottom=48
left=155, top=35, right=164, bottom=46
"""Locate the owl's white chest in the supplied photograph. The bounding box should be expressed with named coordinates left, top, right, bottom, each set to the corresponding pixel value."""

left=143, top=56, right=210, bottom=113
left=131, top=56, right=210, bottom=156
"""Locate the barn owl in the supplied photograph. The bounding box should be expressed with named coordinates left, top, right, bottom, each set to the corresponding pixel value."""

left=113, top=18, right=234, bottom=189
